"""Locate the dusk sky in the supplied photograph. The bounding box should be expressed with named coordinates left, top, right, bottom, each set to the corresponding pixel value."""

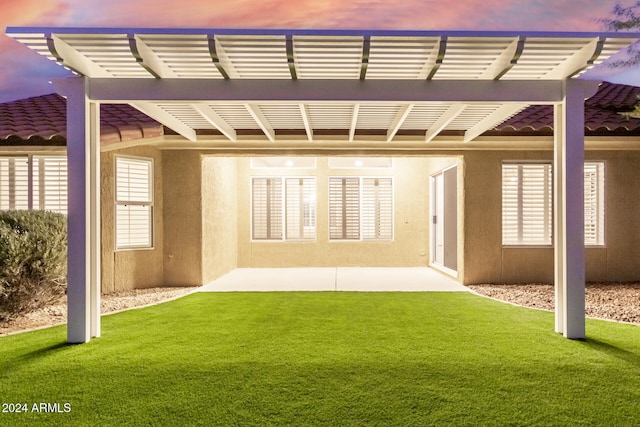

left=1, top=0, right=639, bottom=102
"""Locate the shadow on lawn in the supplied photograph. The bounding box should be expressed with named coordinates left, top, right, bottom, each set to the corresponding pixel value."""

left=1, top=341, right=72, bottom=376
left=582, top=338, right=640, bottom=368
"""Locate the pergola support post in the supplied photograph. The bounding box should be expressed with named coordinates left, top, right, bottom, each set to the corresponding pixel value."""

left=55, top=77, right=101, bottom=343
left=553, top=79, right=592, bottom=339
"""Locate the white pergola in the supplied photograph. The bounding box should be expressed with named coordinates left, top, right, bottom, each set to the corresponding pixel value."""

left=6, top=27, right=640, bottom=343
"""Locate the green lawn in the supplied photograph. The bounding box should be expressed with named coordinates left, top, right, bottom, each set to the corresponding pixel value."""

left=0, top=292, right=639, bottom=426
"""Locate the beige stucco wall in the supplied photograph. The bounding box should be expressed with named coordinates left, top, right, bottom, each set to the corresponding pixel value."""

left=100, top=146, right=164, bottom=292
left=97, top=144, right=640, bottom=289
left=162, top=151, right=204, bottom=286
left=162, top=152, right=238, bottom=286
left=201, top=156, right=238, bottom=283
left=236, top=156, right=460, bottom=268
left=462, top=149, right=640, bottom=284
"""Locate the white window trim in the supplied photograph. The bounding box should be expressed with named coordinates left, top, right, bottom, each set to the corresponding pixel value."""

left=250, top=176, right=317, bottom=242
left=114, top=155, right=154, bottom=251
left=328, top=176, right=394, bottom=242
left=501, top=161, right=605, bottom=248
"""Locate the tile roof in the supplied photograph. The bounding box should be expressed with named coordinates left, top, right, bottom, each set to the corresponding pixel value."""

left=1, top=82, right=640, bottom=144
left=0, top=93, right=163, bottom=146
left=494, top=81, right=640, bottom=135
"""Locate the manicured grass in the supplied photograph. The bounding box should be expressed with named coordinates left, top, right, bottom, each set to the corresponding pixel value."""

left=1, top=292, right=639, bottom=426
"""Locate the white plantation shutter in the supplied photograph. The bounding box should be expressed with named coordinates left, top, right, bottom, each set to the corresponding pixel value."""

left=584, top=162, right=605, bottom=246
left=501, top=164, right=520, bottom=244
left=362, top=177, right=393, bottom=240
left=0, top=156, right=67, bottom=214
left=116, top=156, right=153, bottom=249
left=116, top=158, right=152, bottom=203
left=502, top=163, right=552, bottom=245
left=502, top=162, right=605, bottom=246
left=329, top=177, right=361, bottom=240
left=252, top=177, right=283, bottom=240
left=285, top=177, right=316, bottom=240
left=0, top=158, right=7, bottom=209
left=32, top=156, right=68, bottom=214
left=0, top=157, right=30, bottom=210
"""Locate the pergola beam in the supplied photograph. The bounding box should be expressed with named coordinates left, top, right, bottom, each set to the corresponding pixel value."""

left=129, top=35, right=176, bottom=78
left=464, top=103, right=529, bottom=142
left=387, top=104, right=414, bottom=142
left=81, top=78, right=565, bottom=103
left=130, top=102, right=197, bottom=141
left=425, top=104, right=466, bottom=142
left=545, top=37, right=605, bottom=79
left=299, top=104, right=313, bottom=141
left=349, top=103, right=360, bottom=142
left=485, top=36, right=526, bottom=80
left=47, top=34, right=111, bottom=77
left=192, top=104, right=237, bottom=141
left=245, top=103, right=275, bottom=141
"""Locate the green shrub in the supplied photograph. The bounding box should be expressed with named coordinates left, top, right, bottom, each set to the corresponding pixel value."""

left=0, top=210, right=67, bottom=322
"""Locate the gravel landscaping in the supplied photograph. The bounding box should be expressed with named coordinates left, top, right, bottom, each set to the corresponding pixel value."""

left=468, top=283, right=640, bottom=325
left=0, top=287, right=197, bottom=336
left=1, top=283, right=638, bottom=336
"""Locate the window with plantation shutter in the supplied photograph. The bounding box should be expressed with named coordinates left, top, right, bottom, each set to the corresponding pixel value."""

left=329, top=177, right=361, bottom=240
left=0, top=155, right=67, bottom=214
left=252, top=176, right=315, bottom=241
left=285, top=177, right=316, bottom=240
left=329, top=176, right=393, bottom=241
left=502, top=163, right=552, bottom=245
left=502, top=162, right=605, bottom=246
left=32, top=156, right=68, bottom=214
left=0, top=157, right=29, bottom=210
left=252, top=177, right=283, bottom=240
left=584, top=162, right=605, bottom=246
left=115, top=156, right=153, bottom=249
left=362, top=177, right=393, bottom=240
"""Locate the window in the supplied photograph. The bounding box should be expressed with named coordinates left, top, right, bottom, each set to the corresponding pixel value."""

left=502, top=162, right=605, bottom=246
left=115, top=156, right=153, bottom=249
left=329, top=177, right=360, bottom=240
left=584, top=162, right=605, bottom=246
left=0, top=155, right=67, bottom=214
left=251, top=177, right=316, bottom=241
left=329, top=177, right=393, bottom=241
left=285, top=178, right=316, bottom=240
left=502, top=163, right=552, bottom=245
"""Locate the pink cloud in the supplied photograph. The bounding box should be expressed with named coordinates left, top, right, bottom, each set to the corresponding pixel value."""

left=70, top=0, right=615, bottom=31
left=0, top=0, right=635, bottom=102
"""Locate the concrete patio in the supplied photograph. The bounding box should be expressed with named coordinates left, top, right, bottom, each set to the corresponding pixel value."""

left=198, top=267, right=469, bottom=292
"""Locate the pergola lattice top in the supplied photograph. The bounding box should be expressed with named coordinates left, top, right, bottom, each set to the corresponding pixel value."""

left=6, top=28, right=639, bottom=143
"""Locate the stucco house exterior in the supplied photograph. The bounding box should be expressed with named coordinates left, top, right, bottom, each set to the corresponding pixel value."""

left=3, top=81, right=640, bottom=289
left=4, top=27, right=640, bottom=341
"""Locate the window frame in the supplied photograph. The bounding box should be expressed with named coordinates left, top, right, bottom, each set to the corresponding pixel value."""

left=250, top=176, right=317, bottom=242
left=114, top=155, right=154, bottom=251
left=328, top=176, right=394, bottom=242
left=0, top=154, right=68, bottom=214
left=501, top=161, right=606, bottom=247
left=501, top=162, right=553, bottom=247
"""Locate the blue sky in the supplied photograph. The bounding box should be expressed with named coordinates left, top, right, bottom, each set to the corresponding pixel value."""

left=1, top=0, right=639, bottom=102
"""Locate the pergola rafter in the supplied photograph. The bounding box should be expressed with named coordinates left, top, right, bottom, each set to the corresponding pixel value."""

left=10, top=29, right=636, bottom=145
